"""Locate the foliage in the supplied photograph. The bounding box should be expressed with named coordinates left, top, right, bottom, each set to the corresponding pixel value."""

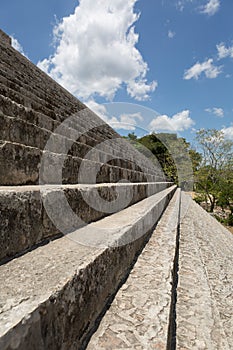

left=138, top=133, right=178, bottom=182
left=228, top=214, right=233, bottom=226
left=125, top=128, right=233, bottom=223
left=193, top=193, right=206, bottom=205
left=194, top=129, right=233, bottom=213
left=125, top=132, right=202, bottom=188
left=214, top=213, right=233, bottom=227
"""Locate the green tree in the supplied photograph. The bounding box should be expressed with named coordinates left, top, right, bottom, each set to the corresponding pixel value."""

left=127, top=132, right=137, bottom=141
left=126, top=132, right=201, bottom=188
left=138, top=133, right=178, bottom=182
left=195, top=129, right=233, bottom=212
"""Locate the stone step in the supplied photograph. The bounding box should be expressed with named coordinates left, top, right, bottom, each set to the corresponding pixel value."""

left=0, top=80, right=59, bottom=120
left=86, top=188, right=181, bottom=349
left=0, top=42, right=85, bottom=120
left=0, top=92, right=88, bottom=136
left=0, top=45, right=123, bottom=147
left=0, top=86, right=118, bottom=149
left=0, top=114, right=90, bottom=158
left=0, top=30, right=11, bottom=45
left=0, top=141, right=161, bottom=185
left=0, top=96, right=158, bottom=175
left=0, top=114, right=157, bottom=176
left=176, top=193, right=233, bottom=350
left=0, top=95, right=117, bottom=152
left=0, top=185, right=176, bottom=350
left=0, top=94, right=57, bottom=132
left=0, top=41, right=159, bottom=175
left=0, top=182, right=173, bottom=263
left=0, top=67, right=78, bottom=119
left=0, top=57, right=119, bottom=141
left=0, top=47, right=159, bottom=176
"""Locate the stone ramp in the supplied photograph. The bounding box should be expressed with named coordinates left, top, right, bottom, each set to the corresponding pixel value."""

left=176, top=193, right=233, bottom=350
left=0, top=186, right=176, bottom=350
left=86, top=188, right=181, bottom=350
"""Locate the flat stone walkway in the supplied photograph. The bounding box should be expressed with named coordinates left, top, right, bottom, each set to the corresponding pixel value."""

left=87, top=191, right=233, bottom=350
left=177, top=193, right=233, bottom=350
left=86, top=189, right=181, bottom=349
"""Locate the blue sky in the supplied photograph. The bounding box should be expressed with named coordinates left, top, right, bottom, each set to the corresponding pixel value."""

left=1, top=0, right=233, bottom=144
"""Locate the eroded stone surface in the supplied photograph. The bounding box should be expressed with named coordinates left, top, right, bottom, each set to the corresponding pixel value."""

left=0, top=36, right=163, bottom=186
left=0, top=30, right=11, bottom=45
left=0, top=182, right=172, bottom=262
left=177, top=193, right=233, bottom=350
left=0, top=28, right=178, bottom=350
left=86, top=189, right=181, bottom=349
left=0, top=186, right=176, bottom=350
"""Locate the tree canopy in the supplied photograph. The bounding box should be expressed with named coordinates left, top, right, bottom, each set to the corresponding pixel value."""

left=194, top=129, right=233, bottom=213
left=125, top=128, right=233, bottom=224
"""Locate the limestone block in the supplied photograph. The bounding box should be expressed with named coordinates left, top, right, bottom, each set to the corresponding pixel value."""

left=176, top=193, right=233, bottom=350
left=0, top=142, right=41, bottom=185
left=87, top=189, right=181, bottom=349
left=0, top=29, right=11, bottom=45
left=0, top=186, right=176, bottom=350
left=0, top=182, right=173, bottom=262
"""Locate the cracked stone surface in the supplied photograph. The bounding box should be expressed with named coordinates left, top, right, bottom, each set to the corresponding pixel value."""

left=0, top=32, right=163, bottom=186
left=1, top=28, right=232, bottom=350
left=177, top=193, right=233, bottom=350
left=86, top=189, right=181, bottom=349
left=0, top=182, right=172, bottom=262
left=0, top=187, right=175, bottom=350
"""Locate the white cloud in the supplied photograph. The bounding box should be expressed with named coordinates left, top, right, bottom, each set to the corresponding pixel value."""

left=86, top=100, right=143, bottom=130
left=200, top=0, right=220, bottom=16
left=213, top=108, right=224, bottom=117
left=176, top=1, right=185, bottom=12
left=184, top=58, right=222, bottom=80
left=205, top=107, right=224, bottom=117
left=175, top=0, right=192, bottom=12
left=217, top=42, right=233, bottom=60
left=11, top=36, right=28, bottom=58
left=127, top=79, right=158, bottom=101
left=37, top=0, right=157, bottom=101
left=222, top=126, right=233, bottom=140
left=106, top=112, right=143, bottom=130
left=149, top=110, right=195, bottom=132
left=176, top=0, right=220, bottom=15
left=168, top=30, right=176, bottom=39
left=85, top=100, right=110, bottom=122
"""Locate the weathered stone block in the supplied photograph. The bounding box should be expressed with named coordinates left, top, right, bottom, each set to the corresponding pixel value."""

left=87, top=189, right=181, bottom=349
left=0, top=29, right=11, bottom=45
left=0, top=186, right=176, bottom=350
left=0, top=142, right=41, bottom=185
left=0, top=182, right=173, bottom=262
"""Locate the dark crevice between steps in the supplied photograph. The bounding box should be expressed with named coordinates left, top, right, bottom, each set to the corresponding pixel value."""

left=167, top=190, right=181, bottom=350
left=80, top=193, right=174, bottom=350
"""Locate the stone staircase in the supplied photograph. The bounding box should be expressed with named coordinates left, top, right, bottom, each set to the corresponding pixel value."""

left=0, top=30, right=232, bottom=350
left=0, top=33, right=162, bottom=186
left=0, top=30, right=174, bottom=349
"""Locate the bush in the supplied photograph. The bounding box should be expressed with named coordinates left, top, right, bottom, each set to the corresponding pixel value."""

left=193, top=194, right=205, bottom=205
left=227, top=214, right=233, bottom=226
left=215, top=213, right=233, bottom=226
